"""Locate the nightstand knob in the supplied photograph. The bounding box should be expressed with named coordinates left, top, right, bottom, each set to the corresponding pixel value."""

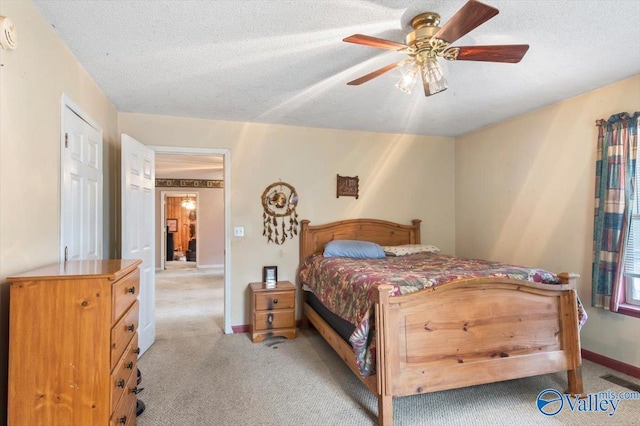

left=117, top=379, right=126, bottom=388
left=126, top=324, right=135, bottom=332
left=125, top=362, right=134, bottom=370
left=267, top=313, right=274, bottom=324
left=273, top=298, right=278, bottom=304
left=127, top=287, right=136, bottom=294
left=134, top=347, right=140, bottom=355
left=118, top=416, right=127, bottom=424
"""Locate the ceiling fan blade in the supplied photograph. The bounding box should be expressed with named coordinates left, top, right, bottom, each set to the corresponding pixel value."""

left=347, top=61, right=407, bottom=85
left=343, top=34, right=408, bottom=51
left=449, top=45, right=530, bottom=63
left=433, top=0, right=499, bottom=44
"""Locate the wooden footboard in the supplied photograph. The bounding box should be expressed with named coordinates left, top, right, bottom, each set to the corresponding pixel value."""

left=299, top=219, right=583, bottom=426
left=375, top=276, right=583, bottom=397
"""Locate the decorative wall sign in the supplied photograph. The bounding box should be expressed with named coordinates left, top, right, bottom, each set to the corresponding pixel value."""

left=337, top=174, right=359, bottom=199
left=261, top=181, right=299, bottom=244
left=155, top=178, right=223, bottom=188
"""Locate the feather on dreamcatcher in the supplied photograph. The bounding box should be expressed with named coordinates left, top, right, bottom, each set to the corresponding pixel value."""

left=261, top=181, right=299, bottom=244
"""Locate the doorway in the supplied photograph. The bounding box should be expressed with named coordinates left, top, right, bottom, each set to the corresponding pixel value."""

left=163, top=192, right=199, bottom=270
left=152, top=147, right=231, bottom=334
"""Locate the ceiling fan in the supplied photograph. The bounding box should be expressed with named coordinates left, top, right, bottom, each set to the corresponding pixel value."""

left=343, top=0, right=529, bottom=96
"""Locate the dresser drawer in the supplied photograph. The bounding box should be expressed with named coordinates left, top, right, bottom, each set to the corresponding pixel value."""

left=254, top=291, right=295, bottom=311
left=254, top=309, right=295, bottom=331
left=111, top=333, right=138, bottom=411
left=113, top=269, right=140, bottom=323
left=110, top=368, right=137, bottom=426
left=111, top=301, right=139, bottom=370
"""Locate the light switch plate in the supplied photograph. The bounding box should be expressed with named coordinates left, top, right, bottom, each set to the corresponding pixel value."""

left=234, top=226, right=244, bottom=237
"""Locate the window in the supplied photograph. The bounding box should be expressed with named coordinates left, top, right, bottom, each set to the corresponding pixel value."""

left=622, top=150, right=640, bottom=316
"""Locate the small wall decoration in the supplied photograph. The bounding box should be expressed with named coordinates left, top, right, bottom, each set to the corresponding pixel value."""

left=261, top=181, right=299, bottom=244
left=263, top=266, right=278, bottom=288
left=337, top=174, right=359, bottom=199
left=166, top=218, right=178, bottom=233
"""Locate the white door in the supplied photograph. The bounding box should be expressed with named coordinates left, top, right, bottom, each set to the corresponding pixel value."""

left=121, top=134, right=155, bottom=355
left=61, top=102, right=103, bottom=261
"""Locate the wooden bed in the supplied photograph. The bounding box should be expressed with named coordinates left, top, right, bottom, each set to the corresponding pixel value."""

left=298, top=218, right=583, bottom=426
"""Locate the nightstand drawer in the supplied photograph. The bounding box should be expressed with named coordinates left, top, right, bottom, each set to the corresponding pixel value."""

left=254, top=291, right=295, bottom=311
left=254, top=309, right=295, bottom=331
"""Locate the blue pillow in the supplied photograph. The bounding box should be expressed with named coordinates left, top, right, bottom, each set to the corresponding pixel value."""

left=323, top=240, right=386, bottom=259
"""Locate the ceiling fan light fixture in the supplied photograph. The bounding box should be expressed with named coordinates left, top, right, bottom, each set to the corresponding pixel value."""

left=423, top=57, right=444, bottom=84
left=395, top=62, right=420, bottom=94
left=426, top=75, right=448, bottom=95
left=422, top=57, right=448, bottom=95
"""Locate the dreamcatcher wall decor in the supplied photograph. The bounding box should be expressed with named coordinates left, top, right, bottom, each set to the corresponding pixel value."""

left=261, top=181, right=299, bottom=244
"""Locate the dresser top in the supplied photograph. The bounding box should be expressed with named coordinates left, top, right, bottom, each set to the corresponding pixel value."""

left=7, top=259, right=142, bottom=282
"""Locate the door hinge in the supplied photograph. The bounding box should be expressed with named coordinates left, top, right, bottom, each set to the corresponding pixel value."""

left=64, top=246, right=68, bottom=262
left=64, top=133, right=69, bottom=148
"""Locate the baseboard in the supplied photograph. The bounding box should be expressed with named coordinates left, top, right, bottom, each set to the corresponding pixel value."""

left=232, top=324, right=250, bottom=333
left=197, top=264, right=223, bottom=270
left=582, top=349, right=640, bottom=379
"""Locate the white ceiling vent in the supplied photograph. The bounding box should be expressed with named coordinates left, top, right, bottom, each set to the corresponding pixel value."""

left=0, top=16, right=18, bottom=50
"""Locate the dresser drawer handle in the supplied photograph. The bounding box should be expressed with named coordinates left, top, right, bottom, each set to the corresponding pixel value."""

left=273, top=298, right=278, bottom=304
left=134, top=347, right=140, bottom=355
left=117, top=379, right=126, bottom=388
left=127, top=287, right=136, bottom=294
left=267, top=313, right=273, bottom=324
left=118, top=415, right=127, bottom=424
left=126, top=324, right=135, bottom=332
left=125, top=361, right=134, bottom=370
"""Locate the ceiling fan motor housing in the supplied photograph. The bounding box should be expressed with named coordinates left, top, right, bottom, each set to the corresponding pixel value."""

left=405, top=13, right=447, bottom=58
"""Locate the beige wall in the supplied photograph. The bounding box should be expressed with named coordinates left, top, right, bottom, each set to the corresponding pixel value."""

left=119, top=112, right=456, bottom=327
left=0, top=1, right=119, bottom=422
left=455, top=75, right=640, bottom=368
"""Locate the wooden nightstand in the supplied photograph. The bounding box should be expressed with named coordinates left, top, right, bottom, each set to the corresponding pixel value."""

left=249, top=281, right=296, bottom=343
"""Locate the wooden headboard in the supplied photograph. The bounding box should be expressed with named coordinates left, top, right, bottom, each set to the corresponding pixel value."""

left=299, top=218, right=422, bottom=260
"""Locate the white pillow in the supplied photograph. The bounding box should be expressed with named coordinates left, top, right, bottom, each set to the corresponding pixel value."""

left=382, top=244, right=440, bottom=256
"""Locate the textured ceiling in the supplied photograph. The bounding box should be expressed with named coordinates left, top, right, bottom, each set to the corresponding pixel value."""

left=32, top=0, right=640, bottom=137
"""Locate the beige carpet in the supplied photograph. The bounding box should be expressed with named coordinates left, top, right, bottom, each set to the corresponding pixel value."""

left=137, top=268, right=640, bottom=425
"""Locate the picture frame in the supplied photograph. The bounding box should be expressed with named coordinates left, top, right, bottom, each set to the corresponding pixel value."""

left=166, top=218, right=178, bottom=233
left=337, top=174, right=359, bottom=199
left=262, top=266, right=278, bottom=288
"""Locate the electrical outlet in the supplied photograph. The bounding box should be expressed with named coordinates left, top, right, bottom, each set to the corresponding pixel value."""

left=234, top=226, right=244, bottom=237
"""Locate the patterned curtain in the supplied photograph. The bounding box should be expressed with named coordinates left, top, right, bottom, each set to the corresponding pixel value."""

left=592, top=112, right=640, bottom=311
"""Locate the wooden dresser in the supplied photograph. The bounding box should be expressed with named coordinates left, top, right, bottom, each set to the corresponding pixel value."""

left=249, top=281, right=296, bottom=343
left=7, top=259, right=142, bottom=426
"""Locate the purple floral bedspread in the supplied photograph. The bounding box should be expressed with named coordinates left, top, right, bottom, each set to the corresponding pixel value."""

left=298, top=252, right=587, bottom=377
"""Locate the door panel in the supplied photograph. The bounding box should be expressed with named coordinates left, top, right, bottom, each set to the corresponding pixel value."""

left=61, top=103, right=103, bottom=261
left=121, top=134, right=156, bottom=356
